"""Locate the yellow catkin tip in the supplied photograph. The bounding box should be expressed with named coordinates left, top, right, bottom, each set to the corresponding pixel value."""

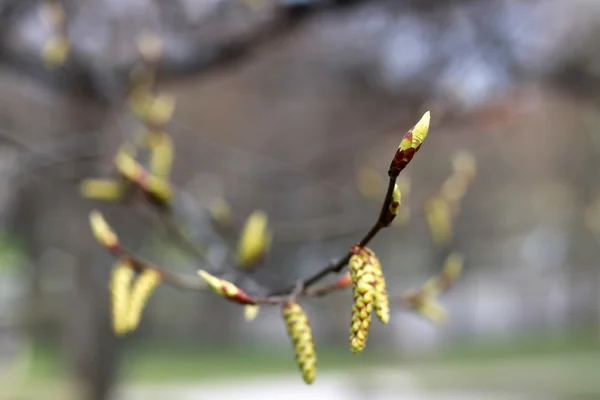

left=126, top=269, right=162, bottom=332
left=42, top=35, right=70, bottom=67
left=237, top=210, right=271, bottom=268
left=89, top=210, right=118, bottom=248
left=110, top=260, right=134, bottom=336
left=147, top=133, right=174, bottom=178
left=411, top=111, right=430, bottom=149
left=282, top=302, right=317, bottom=384
left=145, top=94, right=176, bottom=127
left=80, top=179, right=126, bottom=201
left=244, top=305, right=260, bottom=322
left=417, top=297, right=447, bottom=325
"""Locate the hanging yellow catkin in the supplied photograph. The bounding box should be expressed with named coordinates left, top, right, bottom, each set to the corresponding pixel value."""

left=365, top=249, right=389, bottom=324
left=282, top=302, right=317, bottom=384
left=110, top=259, right=135, bottom=336
left=348, top=246, right=377, bottom=353
left=126, top=269, right=162, bottom=333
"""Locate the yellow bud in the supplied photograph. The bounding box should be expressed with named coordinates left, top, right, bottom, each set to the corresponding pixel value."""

left=399, top=111, right=430, bottom=150
left=110, top=259, right=134, bottom=336
left=80, top=179, right=126, bottom=201
left=89, top=210, right=119, bottom=249
left=126, top=269, right=162, bottom=332
left=197, top=270, right=253, bottom=304
left=236, top=210, right=272, bottom=268
left=390, top=113, right=431, bottom=175
left=244, top=305, right=260, bottom=322
left=42, top=35, right=70, bottom=67
left=382, top=184, right=401, bottom=226
left=282, top=302, right=317, bottom=384
left=147, top=132, right=174, bottom=178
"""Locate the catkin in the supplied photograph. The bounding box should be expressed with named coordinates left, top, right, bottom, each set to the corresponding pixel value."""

left=110, top=260, right=134, bottom=336
left=126, top=269, right=161, bottom=332
left=348, top=247, right=377, bottom=353
left=282, top=302, right=317, bottom=384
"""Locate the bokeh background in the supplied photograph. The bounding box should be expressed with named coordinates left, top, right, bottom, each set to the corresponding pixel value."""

left=1, top=0, right=600, bottom=399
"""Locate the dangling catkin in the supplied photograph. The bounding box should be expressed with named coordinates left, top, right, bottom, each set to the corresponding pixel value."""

left=126, top=269, right=162, bottom=333
left=282, top=302, right=317, bottom=384
left=348, top=246, right=377, bottom=353
left=110, top=259, right=134, bottom=336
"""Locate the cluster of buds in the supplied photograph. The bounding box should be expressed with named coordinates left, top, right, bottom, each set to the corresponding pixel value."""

left=40, top=0, right=70, bottom=67
left=348, top=245, right=389, bottom=352
left=426, top=151, right=477, bottom=246
left=80, top=32, right=175, bottom=208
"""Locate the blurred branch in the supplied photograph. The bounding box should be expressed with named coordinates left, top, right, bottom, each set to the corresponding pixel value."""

left=0, top=0, right=371, bottom=102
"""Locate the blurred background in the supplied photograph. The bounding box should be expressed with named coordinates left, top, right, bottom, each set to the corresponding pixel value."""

left=1, top=0, right=600, bottom=399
